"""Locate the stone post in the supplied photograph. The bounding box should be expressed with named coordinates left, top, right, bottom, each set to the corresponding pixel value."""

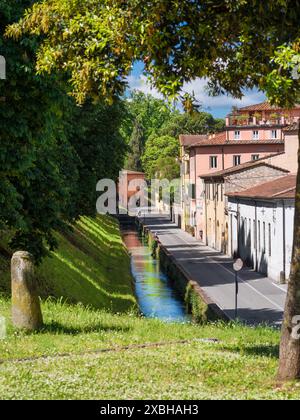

left=11, top=251, right=43, bottom=331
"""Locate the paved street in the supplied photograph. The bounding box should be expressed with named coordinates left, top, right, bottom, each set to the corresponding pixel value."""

left=141, top=215, right=287, bottom=326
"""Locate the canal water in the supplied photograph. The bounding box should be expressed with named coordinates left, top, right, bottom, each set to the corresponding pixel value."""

left=122, top=226, right=190, bottom=323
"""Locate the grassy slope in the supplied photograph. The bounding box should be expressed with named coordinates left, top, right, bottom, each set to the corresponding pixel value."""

left=0, top=215, right=299, bottom=399
left=0, top=215, right=136, bottom=312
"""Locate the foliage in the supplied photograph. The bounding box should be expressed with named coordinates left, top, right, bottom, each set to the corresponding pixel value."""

left=69, top=100, right=128, bottom=216
left=0, top=0, right=81, bottom=261
left=124, top=92, right=222, bottom=177
left=158, top=112, right=225, bottom=138
left=124, top=91, right=174, bottom=141
left=126, top=119, right=144, bottom=172
left=7, top=0, right=300, bottom=108
left=142, top=135, right=179, bottom=179
left=0, top=1, right=128, bottom=262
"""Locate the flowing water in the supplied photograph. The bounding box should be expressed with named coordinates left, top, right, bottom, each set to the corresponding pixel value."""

left=122, top=226, right=190, bottom=323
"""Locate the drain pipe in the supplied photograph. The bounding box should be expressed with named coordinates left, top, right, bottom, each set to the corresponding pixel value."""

left=236, top=199, right=240, bottom=257
left=282, top=200, right=286, bottom=283
left=255, top=201, right=258, bottom=272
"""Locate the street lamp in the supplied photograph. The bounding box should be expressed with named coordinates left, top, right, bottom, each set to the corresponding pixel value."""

left=233, top=258, right=243, bottom=319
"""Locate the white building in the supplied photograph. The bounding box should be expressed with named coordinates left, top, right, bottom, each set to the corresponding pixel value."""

left=227, top=175, right=296, bottom=283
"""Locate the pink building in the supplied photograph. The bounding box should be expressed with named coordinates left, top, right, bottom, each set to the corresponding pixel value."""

left=118, top=170, right=145, bottom=213
left=180, top=102, right=300, bottom=240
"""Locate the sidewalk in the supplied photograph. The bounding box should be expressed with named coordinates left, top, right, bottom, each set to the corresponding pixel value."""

left=141, top=214, right=287, bottom=326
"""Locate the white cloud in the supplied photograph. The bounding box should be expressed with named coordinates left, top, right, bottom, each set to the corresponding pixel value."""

left=127, top=74, right=266, bottom=116
left=127, top=74, right=164, bottom=100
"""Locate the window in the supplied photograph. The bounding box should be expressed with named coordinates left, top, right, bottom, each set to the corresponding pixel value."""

left=233, top=155, right=241, bottom=166
left=263, top=222, right=266, bottom=254
left=210, top=156, right=218, bottom=169
left=268, top=223, right=272, bottom=257
left=271, top=129, right=278, bottom=139
left=234, top=130, right=241, bottom=140
left=253, top=130, right=259, bottom=140
left=251, top=154, right=260, bottom=161
left=253, top=220, right=257, bottom=250
left=258, top=221, right=261, bottom=252
left=190, top=183, right=196, bottom=200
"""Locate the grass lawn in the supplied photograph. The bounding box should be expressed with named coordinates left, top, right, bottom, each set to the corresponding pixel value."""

left=0, top=298, right=300, bottom=400
left=0, top=215, right=299, bottom=400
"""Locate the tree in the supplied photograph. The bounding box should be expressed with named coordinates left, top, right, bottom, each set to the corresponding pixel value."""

left=142, top=135, right=180, bottom=179
left=68, top=99, right=128, bottom=216
left=158, top=111, right=224, bottom=138
left=7, top=0, right=300, bottom=379
left=0, top=0, right=128, bottom=262
left=0, top=0, right=81, bottom=261
left=126, top=119, right=145, bottom=172
left=125, top=91, right=174, bottom=140
left=123, top=93, right=222, bottom=175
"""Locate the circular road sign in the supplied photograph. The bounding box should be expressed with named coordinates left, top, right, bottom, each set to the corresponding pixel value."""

left=233, top=258, right=244, bottom=272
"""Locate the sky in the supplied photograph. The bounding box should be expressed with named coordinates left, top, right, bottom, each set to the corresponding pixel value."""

left=127, top=62, right=266, bottom=119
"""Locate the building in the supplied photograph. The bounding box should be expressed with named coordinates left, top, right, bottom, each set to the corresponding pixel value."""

left=227, top=175, right=296, bottom=283
left=179, top=103, right=300, bottom=239
left=180, top=133, right=285, bottom=238
left=200, top=160, right=289, bottom=253
left=118, top=170, right=146, bottom=213
left=227, top=102, right=300, bottom=129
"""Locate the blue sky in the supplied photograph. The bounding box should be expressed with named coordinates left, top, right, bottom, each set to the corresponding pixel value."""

left=127, top=62, right=266, bottom=119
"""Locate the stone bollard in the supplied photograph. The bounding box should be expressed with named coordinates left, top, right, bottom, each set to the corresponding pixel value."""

left=11, top=251, right=43, bottom=331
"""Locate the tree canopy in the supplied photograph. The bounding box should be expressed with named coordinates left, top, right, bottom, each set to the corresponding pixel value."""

left=7, top=0, right=300, bottom=108
left=0, top=0, right=128, bottom=261
left=142, top=135, right=180, bottom=180
left=123, top=91, right=224, bottom=174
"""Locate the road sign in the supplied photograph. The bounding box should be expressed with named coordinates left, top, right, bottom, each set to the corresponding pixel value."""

left=233, top=258, right=243, bottom=272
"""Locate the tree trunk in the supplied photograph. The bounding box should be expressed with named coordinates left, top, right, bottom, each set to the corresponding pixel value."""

left=278, top=126, right=300, bottom=380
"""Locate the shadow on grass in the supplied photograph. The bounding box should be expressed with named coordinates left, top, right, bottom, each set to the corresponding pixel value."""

left=38, top=321, right=133, bottom=336
left=222, top=344, right=279, bottom=359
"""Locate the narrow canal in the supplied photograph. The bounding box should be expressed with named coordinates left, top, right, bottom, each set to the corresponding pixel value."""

left=122, top=224, right=190, bottom=322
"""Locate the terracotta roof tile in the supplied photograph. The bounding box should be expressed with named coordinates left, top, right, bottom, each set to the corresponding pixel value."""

left=227, top=175, right=296, bottom=200
left=283, top=122, right=299, bottom=133
left=236, top=102, right=300, bottom=112
left=192, top=139, right=284, bottom=147
left=200, top=158, right=289, bottom=179
left=179, top=134, right=208, bottom=146
left=120, top=170, right=145, bottom=175
left=183, top=131, right=284, bottom=147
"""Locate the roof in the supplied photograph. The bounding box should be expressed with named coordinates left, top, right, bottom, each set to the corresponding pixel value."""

left=227, top=175, right=296, bottom=200
left=200, top=157, right=289, bottom=179
left=179, top=134, right=208, bottom=146
left=191, top=139, right=284, bottom=147
left=182, top=132, right=284, bottom=148
left=120, top=170, right=145, bottom=175
left=235, top=102, right=300, bottom=113
left=283, top=122, right=299, bottom=133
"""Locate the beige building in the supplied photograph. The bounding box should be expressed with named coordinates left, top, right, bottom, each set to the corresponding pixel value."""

left=200, top=161, right=290, bottom=253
